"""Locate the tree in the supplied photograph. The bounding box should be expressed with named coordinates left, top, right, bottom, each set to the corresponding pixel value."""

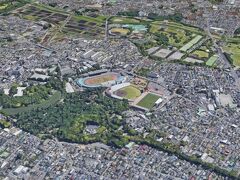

left=155, top=33, right=169, bottom=46
left=9, top=85, right=18, bottom=96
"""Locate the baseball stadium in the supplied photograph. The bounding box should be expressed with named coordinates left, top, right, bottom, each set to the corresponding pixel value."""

left=107, top=82, right=142, bottom=101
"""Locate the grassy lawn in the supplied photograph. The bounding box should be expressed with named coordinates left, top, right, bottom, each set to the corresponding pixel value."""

left=110, top=28, right=130, bottom=36
left=1, top=91, right=61, bottom=116
left=0, top=0, right=30, bottom=14
left=166, top=28, right=192, bottom=48
left=136, top=68, right=151, bottom=77
left=116, top=85, right=141, bottom=100
left=223, top=43, right=240, bottom=67
left=137, top=93, right=160, bottom=109
left=111, top=17, right=140, bottom=24
left=226, top=36, right=240, bottom=43
left=0, top=4, right=8, bottom=10
left=192, top=50, right=209, bottom=59
left=180, top=35, right=202, bottom=52
left=151, top=21, right=204, bottom=35
left=150, top=24, right=194, bottom=48
left=74, top=15, right=104, bottom=24
left=95, top=15, right=107, bottom=21
left=231, top=54, right=240, bottom=66
left=206, top=55, right=218, bottom=66
left=32, top=3, right=68, bottom=15
left=23, top=15, right=39, bottom=21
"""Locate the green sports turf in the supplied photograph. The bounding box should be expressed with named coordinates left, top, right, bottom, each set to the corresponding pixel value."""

left=137, top=93, right=160, bottom=109
left=117, top=85, right=141, bottom=99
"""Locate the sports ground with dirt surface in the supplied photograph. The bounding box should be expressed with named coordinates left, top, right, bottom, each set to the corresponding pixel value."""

left=84, top=73, right=118, bottom=85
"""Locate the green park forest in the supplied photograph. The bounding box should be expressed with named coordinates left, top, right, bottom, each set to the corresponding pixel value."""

left=1, top=79, right=131, bottom=147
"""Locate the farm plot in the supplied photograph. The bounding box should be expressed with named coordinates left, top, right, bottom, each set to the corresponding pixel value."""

left=41, top=13, right=68, bottom=24
left=15, top=4, right=105, bottom=38
left=64, top=16, right=105, bottom=37
left=17, top=5, right=68, bottom=24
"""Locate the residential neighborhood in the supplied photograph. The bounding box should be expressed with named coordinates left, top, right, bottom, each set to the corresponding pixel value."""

left=0, top=0, right=240, bottom=179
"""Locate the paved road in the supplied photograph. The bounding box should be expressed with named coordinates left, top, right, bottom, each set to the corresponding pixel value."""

left=105, top=16, right=112, bottom=41
left=206, top=17, right=240, bottom=90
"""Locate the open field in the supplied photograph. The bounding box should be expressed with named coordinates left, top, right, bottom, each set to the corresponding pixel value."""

left=0, top=4, right=8, bottom=10
left=180, top=35, right=202, bottom=52
left=111, top=17, right=141, bottom=24
left=206, top=55, right=218, bottom=66
left=16, top=5, right=68, bottom=23
left=13, top=4, right=208, bottom=47
left=122, top=24, right=147, bottom=32
left=15, top=4, right=105, bottom=38
left=31, top=3, right=69, bottom=14
left=150, top=24, right=194, bottom=48
left=138, top=21, right=205, bottom=52
left=151, top=21, right=204, bottom=35
left=114, top=85, right=141, bottom=100
left=110, top=28, right=130, bottom=36
left=84, top=74, right=118, bottom=85
left=0, top=0, right=29, bottom=14
left=223, top=43, right=240, bottom=67
left=11, top=4, right=217, bottom=67
left=137, top=93, right=161, bottom=109
left=226, top=36, right=240, bottom=43
left=192, top=50, right=209, bottom=59
left=1, top=91, right=61, bottom=116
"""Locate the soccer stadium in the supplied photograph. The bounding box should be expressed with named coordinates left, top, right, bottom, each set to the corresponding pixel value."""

left=131, top=92, right=163, bottom=111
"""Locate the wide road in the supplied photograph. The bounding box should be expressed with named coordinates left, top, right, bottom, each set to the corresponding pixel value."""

left=105, top=16, right=112, bottom=41
left=206, top=17, right=240, bottom=89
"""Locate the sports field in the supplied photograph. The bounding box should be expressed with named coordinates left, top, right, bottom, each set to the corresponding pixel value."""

left=192, top=50, right=209, bottom=59
left=223, top=43, right=240, bottom=67
left=180, top=35, right=202, bottom=52
left=114, top=85, right=141, bottom=100
left=110, top=28, right=130, bottom=36
left=151, top=21, right=204, bottom=35
left=84, top=74, right=118, bottom=85
left=206, top=55, right=218, bottom=66
left=111, top=17, right=140, bottom=24
left=150, top=25, right=194, bottom=48
left=137, top=93, right=161, bottom=109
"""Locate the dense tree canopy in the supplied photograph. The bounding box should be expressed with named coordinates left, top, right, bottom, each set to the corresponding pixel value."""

left=13, top=87, right=129, bottom=146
